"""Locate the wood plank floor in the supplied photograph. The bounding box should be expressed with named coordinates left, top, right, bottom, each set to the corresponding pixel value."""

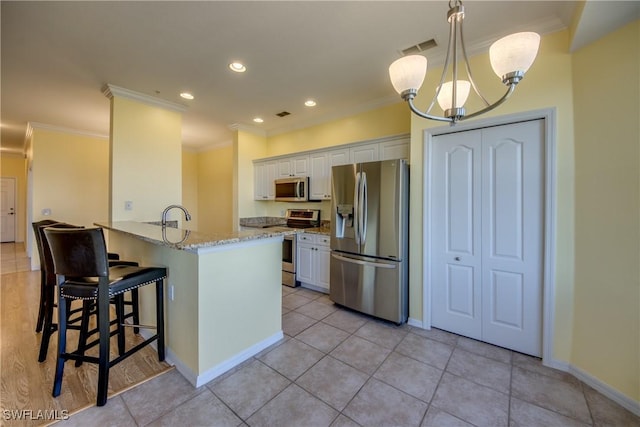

left=0, top=243, right=173, bottom=427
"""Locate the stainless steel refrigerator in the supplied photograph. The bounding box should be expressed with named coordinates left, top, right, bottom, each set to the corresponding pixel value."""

left=330, top=159, right=409, bottom=324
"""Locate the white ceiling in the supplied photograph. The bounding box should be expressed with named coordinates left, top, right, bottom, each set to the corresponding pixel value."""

left=0, top=1, right=632, bottom=155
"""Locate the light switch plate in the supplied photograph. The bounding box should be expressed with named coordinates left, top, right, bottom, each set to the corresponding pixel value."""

left=124, top=201, right=133, bottom=211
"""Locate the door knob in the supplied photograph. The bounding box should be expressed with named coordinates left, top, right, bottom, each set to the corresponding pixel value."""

left=454, top=256, right=460, bottom=261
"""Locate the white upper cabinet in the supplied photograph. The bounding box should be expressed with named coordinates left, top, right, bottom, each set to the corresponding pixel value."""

left=277, top=155, right=309, bottom=178
left=328, top=147, right=350, bottom=167
left=350, top=143, right=379, bottom=163
left=380, top=138, right=409, bottom=160
left=254, top=160, right=277, bottom=200
left=309, top=147, right=349, bottom=200
left=253, top=134, right=409, bottom=202
left=309, top=152, right=330, bottom=200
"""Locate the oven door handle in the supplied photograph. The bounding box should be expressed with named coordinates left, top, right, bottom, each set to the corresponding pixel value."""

left=331, top=253, right=396, bottom=269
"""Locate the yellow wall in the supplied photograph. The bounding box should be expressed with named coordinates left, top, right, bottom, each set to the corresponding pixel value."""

left=28, top=128, right=110, bottom=267
left=196, top=144, right=234, bottom=233
left=266, top=102, right=410, bottom=156
left=109, top=231, right=200, bottom=372
left=30, top=129, right=110, bottom=227
left=409, top=29, right=577, bottom=362
left=109, top=96, right=182, bottom=222
left=182, top=149, right=199, bottom=230
left=571, top=20, right=639, bottom=401
left=234, top=130, right=268, bottom=222
left=0, top=154, right=27, bottom=242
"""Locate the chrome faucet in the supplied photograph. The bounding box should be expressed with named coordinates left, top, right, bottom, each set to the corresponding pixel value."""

left=161, top=204, right=192, bottom=227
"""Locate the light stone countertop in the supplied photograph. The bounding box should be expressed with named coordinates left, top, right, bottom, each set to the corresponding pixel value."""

left=95, top=221, right=300, bottom=252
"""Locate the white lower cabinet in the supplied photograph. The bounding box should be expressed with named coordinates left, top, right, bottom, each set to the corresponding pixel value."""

left=296, top=233, right=330, bottom=293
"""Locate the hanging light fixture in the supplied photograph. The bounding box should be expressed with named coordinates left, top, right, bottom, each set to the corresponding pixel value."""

left=388, top=0, right=540, bottom=123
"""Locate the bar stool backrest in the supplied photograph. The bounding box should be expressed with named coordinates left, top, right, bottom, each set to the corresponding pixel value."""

left=35, top=222, right=80, bottom=285
left=44, top=227, right=109, bottom=278
left=33, top=219, right=60, bottom=273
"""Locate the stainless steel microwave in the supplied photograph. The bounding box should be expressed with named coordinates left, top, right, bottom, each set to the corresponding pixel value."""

left=275, top=177, right=309, bottom=202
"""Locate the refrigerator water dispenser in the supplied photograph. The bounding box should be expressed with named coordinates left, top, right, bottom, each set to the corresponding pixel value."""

left=335, top=204, right=354, bottom=237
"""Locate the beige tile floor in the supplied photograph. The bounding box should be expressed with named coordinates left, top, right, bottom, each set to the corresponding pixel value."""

left=3, top=241, right=638, bottom=427
left=52, top=282, right=640, bottom=427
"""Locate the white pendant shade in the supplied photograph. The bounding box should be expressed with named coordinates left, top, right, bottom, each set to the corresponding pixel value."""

left=437, top=80, right=471, bottom=110
left=388, top=55, right=428, bottom=94
left=489, top=32, right=540, bottom=78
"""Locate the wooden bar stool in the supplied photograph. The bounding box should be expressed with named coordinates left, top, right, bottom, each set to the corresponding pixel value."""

left=44, top=227, right=166, bottom=407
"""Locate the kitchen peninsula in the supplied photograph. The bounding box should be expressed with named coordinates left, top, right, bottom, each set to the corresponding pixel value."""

left=96, top=220, right=297, bottom=387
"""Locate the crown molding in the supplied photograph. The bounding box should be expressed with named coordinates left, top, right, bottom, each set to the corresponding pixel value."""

left=103, top=84, right=188, bottom=113
left=228, top=123, right=267, bottom=137
left=27, top=122, right=109, bottom=140
left=194, top=140, right=233, bottom=153
left=0, top=149, right=26, bottom=158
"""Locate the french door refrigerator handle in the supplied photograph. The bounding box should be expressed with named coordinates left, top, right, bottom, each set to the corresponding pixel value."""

left=331, top=253, right=397, bottom=269
left=354, top=172, right=361, bottom=244
left=360, top=172, right=367, bottom=244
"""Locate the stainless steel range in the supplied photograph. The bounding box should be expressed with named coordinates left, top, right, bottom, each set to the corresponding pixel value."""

left=281, top=209, right=320, bottom=287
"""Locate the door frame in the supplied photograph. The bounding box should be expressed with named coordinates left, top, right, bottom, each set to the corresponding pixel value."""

left=422, top=107, right=557, bottom=364
left=1, top=177, right=17, bottom=243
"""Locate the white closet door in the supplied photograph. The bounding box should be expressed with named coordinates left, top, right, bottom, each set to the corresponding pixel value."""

left=431, top=120, right=543, bottom=356
left=431, top=130, right=483, bottom=339
left=481, top=121, right=543, bottom=356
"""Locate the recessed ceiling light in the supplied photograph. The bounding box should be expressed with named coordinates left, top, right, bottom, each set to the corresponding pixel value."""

left=229, top=62, right=247, bottom=73
left=304, top=99, right=317, bottom=107
left=253, top=117, right=264, bottom=123
left=180, top=92, right=194, bottom=100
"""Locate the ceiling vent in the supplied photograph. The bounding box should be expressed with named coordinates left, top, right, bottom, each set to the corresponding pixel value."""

left=276, top=111, right=291, bottom=117
left=401, top=38, right=437, bottom=56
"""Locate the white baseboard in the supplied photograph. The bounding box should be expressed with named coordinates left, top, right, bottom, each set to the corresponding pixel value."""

left=139, top=329, right=285, bottom=388
left=407, top=317, right=424, bottom=328
left=568, top=364, right=640, bottom=417
left=541, top=355, right=639, bottom=417
left=191, top=331, right=284, bottom=387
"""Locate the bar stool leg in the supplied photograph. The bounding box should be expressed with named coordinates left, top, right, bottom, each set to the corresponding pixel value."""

left=74, top=300, right=93, bottom=367
left=156, top=279, right=165, bottom=362
left=38, top=285, right=56, bottom=362
left=35, top=270, right=47, bottom=333
left=52, top=290, right=67, bottom=397
left=114, top=294, right=126, bottom=355
left=132, top=289, right=140, bottom=334
left=96, top=287, right=111, bottom=407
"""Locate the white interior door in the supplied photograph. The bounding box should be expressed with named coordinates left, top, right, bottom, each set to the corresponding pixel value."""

left=1, top=177, right=17, bottom=242
left=431, top=120, right=544, bottom=356
left=431, top=130, right=483, bottom=340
